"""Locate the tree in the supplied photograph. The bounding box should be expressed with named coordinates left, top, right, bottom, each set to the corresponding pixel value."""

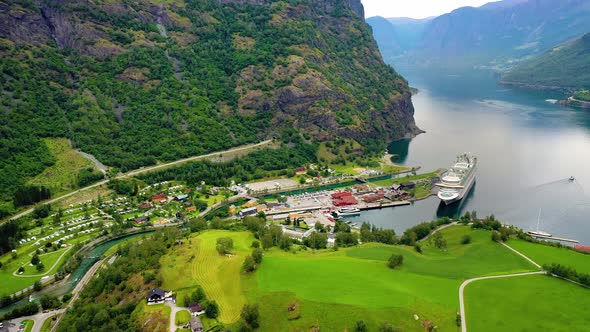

left=216, top=237, right=234, bottom=255
left=189, top=218, right=208, bottom=232
left=414, top=243, right=422, bottom=254
left=433, top=232, right=447, bottom=250
left=261, top=233, right=273, bottom=250
left=355, top=320, right=368, bottom=332
left=279, top=235, right=292, bottom=251
left=314, top=222, right=325, bottom=233
left=461, top=235, right=472, bottom=244
left=251, top=241, right=260, bottom=249
left=36, top=262, right=45, bottom=272
left=241, top=304, right=260, bottom=329
left=491, top=231, right=502, bottom=242
left=379, top=322, right=397, bottom=332
left=252, top=248, right=263, bottom=264
left=33, top=280, right=42, bottom=291
left=243, top=255, right=256, bottom=273
left=388, top=254, right=403, bottom=269
left=31, top=254, right=40, bottom=266
left=303, top=232, right=328, bottom=249
left=205, top=300, right=219, bottom=319
left=39, top=295, right=61, bottom=310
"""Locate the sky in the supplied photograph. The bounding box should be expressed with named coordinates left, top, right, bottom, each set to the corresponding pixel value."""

left=361, top=0, right=500, bottom=19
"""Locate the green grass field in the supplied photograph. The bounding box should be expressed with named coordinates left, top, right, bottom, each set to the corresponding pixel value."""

left=508, top=239, right=590, bottom=274
left=160, top=231, right=255, bottom=323
left=175, top=310, right=191, bottom=325
left=465, top=274, right=590, bottom=331
left=40, top=315, right=60, bottom=332
left=22, top=319, right=34, bottom=332
left=27, top=138, right=96, bottom=197
left=159, top=226, right=540, bottom=331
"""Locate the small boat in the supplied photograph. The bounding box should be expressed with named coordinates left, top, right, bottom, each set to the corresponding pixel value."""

left=569, top=176, right=575, bottom=181
left=528, top=208, right=552, bottom=237
left=338, top=207, right=361, bottom=217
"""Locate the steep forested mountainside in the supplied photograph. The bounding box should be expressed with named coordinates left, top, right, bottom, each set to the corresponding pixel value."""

left=502, top=33, right=590, bottom=90
left=0, top=0, right=419, bottom=214
left=371, top=0, right=590, bottom=67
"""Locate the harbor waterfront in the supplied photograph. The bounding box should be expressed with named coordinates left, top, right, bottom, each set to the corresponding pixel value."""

left=361, top=69, right=590, bottom=244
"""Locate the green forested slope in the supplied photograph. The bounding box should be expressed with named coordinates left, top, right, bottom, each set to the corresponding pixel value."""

left=0, top=0, right=419, bottom=215
left=502, top=33, right=590, bottom=89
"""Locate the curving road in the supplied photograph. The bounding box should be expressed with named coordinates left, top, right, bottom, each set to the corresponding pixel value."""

left=7, top=140, right=273, bottom=222
left=458, top=242, right=543, bottom=332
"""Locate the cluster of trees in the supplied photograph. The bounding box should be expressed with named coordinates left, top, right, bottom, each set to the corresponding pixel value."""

left=242, top=248, right=263, bottom=273
left=242, top=216, right=293, bottom=251
left=360, top=223, right=397, bottom=244
left=13, top=186, right=52, bottom=208
left=543, top=263, right=590, bottom=287
left=183, top=286, right=219, bottom=319
left=303, top=232, right=328, bottom=249
left=30, top=253, right=45, bottom=272
left=57, top=229, right=180, bottom=331
left=137, top=144, right=317, bottom=189
left=399, top=217, right=453, bottom=245
left=0, top=301, right=39, bottom=321
left=238, top=304, right=260, bottom=331
left=216, top=237, right=234, bottom=255
left=355, top=320, right=399, bottom=332
left=0, top=220, right=26, bottom=254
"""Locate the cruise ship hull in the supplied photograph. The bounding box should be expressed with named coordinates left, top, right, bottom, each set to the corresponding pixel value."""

left=438, top=172, right=476, bottom=205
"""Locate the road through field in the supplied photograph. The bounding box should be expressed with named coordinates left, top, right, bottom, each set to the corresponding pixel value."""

left=458, top=242, right=543, bottom=332
left=7, top=140, right=273, bottom=222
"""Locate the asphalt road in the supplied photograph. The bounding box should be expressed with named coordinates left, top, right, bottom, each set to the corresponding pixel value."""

left=7, top=140, right=273, bottom=222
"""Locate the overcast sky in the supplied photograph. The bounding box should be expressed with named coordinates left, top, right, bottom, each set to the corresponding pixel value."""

left=361, top=0, right=500, bottom=19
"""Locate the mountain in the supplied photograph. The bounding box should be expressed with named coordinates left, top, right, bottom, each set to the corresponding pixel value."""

left=365, top=16, right=431, bottom=61
left=370, top=0, right=590, bottom=68
left=0, top=0, right=420, bottom=215
left=365, top=16, right=401, bottom=59
left=502, top=33, right=590, bottom=90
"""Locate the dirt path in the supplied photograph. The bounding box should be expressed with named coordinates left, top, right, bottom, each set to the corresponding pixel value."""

left=458, top=242, right=543, bottom=332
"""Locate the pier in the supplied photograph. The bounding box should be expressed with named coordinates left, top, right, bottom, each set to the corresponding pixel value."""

left=529, top=234, right=579, bottom=244
left=360, top=201, right=411, bottom=210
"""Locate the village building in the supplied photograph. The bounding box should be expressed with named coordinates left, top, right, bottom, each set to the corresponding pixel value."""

left=295, top=167, right=307, bottom=174
left=174, top=194, right=189, bottom=201
left=188, top=303, right=206, bottom=317
left=151, top=194, right=167, bottom=203
left=239, top=206, right=258, bottom=217
left=146, top=288, right=173, bottom=305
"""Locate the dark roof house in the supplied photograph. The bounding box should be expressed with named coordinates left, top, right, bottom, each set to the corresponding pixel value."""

left=188, top=303, right=206, bottom=316
left=146, top=288, right=171, bottom=305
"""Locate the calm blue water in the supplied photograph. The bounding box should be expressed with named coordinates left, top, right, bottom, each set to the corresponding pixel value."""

left=358, top=69, right=590, bottom=244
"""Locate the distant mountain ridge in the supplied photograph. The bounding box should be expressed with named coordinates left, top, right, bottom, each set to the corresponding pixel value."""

left=502, top=33, right=590, bottom=90
left=367, top=0, right=590, bottom=68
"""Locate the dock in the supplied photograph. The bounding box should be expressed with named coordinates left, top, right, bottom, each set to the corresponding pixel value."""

left=360, top=201, right=411, bottom=211
left=264, top=206, right=324, bottom=216
left=530, top=234, right=579, bottom=244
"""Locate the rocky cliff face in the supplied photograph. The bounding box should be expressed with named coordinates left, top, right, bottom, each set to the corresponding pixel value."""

left=0, top=0, right=419, bottom=170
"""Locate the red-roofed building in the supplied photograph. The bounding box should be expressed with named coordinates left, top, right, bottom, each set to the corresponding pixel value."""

left=151, top=194, right=167, bottom=203
left=363, top=193, right=384, bottom=203
left=140, top=202, right=153, bottom=209
left=574, top=245, right=590, bottom=252
left=333, top=196, right=358, bottom=206
left=296, top=167, right=307, bottom=174
left=331, top=192, right=352, bottom=199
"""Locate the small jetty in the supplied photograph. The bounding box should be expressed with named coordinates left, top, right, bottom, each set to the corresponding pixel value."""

left=360, top=201, right=411, bottom=211
left=529, top=234, right=579, bottom=244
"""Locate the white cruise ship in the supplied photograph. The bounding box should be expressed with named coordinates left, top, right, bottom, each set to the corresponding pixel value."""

left=436, top=153, right=477, bottom=205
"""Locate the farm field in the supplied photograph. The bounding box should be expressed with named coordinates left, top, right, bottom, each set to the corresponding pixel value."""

left=507, top=239, right=590, bottom=274
left=159, top=230, right=255, bottom=323
left=27, top=138, right=97, bottom=197
left=160, top=226, right=539, bottom=331
left=465, top=274, right=590, bottom=331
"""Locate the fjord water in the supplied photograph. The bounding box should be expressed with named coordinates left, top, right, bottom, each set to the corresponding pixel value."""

left=363, top=69, right=590, bottom=244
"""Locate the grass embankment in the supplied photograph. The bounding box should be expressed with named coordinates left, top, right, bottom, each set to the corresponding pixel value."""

left=27, top=138, right=96, bottom=197
left=160, top=231, right=254, bottom=324
left=132, top=301, right=171, bottom=332
left=466, top=274, right=590, bottom=331
left=160, top=226, right=536, bottom=331
left=175, top=310, right=191, bottom=325
left=40, top=315, right=60, bottom=332
left=372, top=170, right=442, bottom=187
left=507, top=239, right=590, bottom=274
